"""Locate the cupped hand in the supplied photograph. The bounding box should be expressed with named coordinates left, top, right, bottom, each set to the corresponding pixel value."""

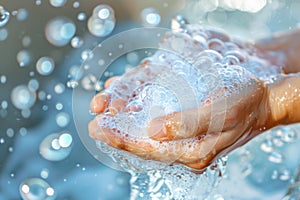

left=88, top=65, right=272, bottom=170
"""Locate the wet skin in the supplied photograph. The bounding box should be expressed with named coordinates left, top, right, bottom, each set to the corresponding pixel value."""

left=88, top=28, right=300, bottom=170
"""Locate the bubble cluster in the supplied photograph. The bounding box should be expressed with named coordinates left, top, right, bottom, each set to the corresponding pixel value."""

left=39, top=132, right=73, bottom=161
left=19, top=178, right=56, bottom=200
left=87, top=4, right=116, bottom=37
left=45, top=17, right=76, bottom=47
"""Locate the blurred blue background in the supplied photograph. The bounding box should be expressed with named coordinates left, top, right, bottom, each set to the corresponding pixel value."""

left=0, top=0, right=300, bottom=199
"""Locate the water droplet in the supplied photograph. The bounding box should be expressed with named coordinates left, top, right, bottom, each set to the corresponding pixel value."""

left=6, top=128, right=14, bottom=137
left=81, top=49, right=93, bottom=60
left=0, top=6, right=10, bottom=27
left=49, top=0, right=67, bottom=7
left=22, top=36, right=31, bottom=47
left=141, top=7, right=161, bottom=27
left=81, top=74, right=98, bottom=90
left=126, top=52, right=139, bottom=65
left=56, top=112, right=70, bottom=127
left=21, top=109, right=31, bottom=118
left=0, top=75, right=7, bottom=84
left=268, top=151, right=284, bottom=163
left=1, top=100, right=8, bottom=109
left=55, top=103, right=63, bottom=110
left=260, top=139, right=273, bottom=153
left=69, top=65, right=83, bottom=80
left=54, top=83, right=65, bottom=94
left=36, top=57, right=55, bottom=76
left=38, top=91, right=46, bottom=101
left=11, top=85, right=36, bottom=110
left=73, top=1, right=80, bottom=8
left=279, top=170, right=290, bottom=181
left=77, top=12, right=86, bottom=21
left=40, top=133, right=73, bottom=161
left=0, top=28, right=8, bottom=41
left=19, top=178, right=56, bottom=200
left=45, top=17, right=76, bottom=47
left=17, top=50, right=31, bottom=67
left=279, top=127, right=297, bottom=143
left=16, top=8, right=28, bottom=21
left=40, top=168, right=49, bottom=179
left=19, top=127, right=27, bottom=136
left=28, top=79, right=39, bottom=92
left=71, top=36, right=83, bottom=48
left=171, top=15, right=188, bottom=30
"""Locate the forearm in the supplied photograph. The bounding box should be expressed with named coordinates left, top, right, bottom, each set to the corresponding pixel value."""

left=268, top=74, right=300, bottom=126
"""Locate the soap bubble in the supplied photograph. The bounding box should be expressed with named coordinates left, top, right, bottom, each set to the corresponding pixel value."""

left=71, top=36, right=83, bottom=48
left=0, top=28, right=8, bottom=41
left=45, top=17, right=76, bottom=47
left=54, top=83, right=65, bottom=94
left=87, top=4, right=115, bottom=37
left=40, top=133, right=73, bottom=161
left=19, top=178, right=56, bottom=200
left=0, top=6, right=10, bottom=27
left=56, top=112, right=70, bottom=127
left=17, top=50, right=31, bottom=67
left=77, top=12, right=86, bottom=21
left=16, top=8, right=28, bottom=21
left=36, top=56, right=55, bottom=76
left=49, top=0, right=67, bottom=7
left=28, top=79, right=39, bottom=92
left=141, top=7, right=161, bottom=27
left=11, top=85, right=36, bottom=110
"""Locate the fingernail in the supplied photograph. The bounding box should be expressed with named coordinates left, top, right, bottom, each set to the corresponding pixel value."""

left=147, top=119, right=167, bottom=140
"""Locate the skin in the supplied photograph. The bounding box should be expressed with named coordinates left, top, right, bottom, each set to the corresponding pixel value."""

left=88, top=29, right=300, bottom=170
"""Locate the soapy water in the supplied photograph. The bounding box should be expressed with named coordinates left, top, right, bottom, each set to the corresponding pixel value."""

left=73, top=18, right=286, bottom=199
left=94, top=21, right=284, bottom=164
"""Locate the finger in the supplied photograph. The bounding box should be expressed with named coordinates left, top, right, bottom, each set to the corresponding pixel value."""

left=147, top=105, right=212, bottom=141
left=90, top=92, right=110, bottom=114
left=108, top=99, right=127, bottom=115
left=255, top=27, right=300, bottom=51
left=104, top=76, right=119, bottom=88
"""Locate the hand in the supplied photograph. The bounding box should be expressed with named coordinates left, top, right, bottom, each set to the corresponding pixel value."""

left=88, top=63, right=271, bottom=170
left=255, top=27, right=300, bottom=74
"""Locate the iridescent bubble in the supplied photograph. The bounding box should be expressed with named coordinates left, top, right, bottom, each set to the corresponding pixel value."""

left=16, top=8, right=28, bottom=21
left=56, top=112, right=70, bottom=127
left=11, top=85, right=36, bottom=110
left=141, top=7, right=161, bottom=27
left=19, top=178, right=56, bottom=200
left=45, top=17, right=76, bottom=47
left=36, top=57, right=55, bottom=76
left=49, top=0, right=67, bottom=7
left=71, top=36, right=83, bottom=48
left=0, top=6, right=10, bottom=27
left=39, top=133, right=73, bottom=161
left=0, top=28, right=8, bottom=41
left=17, top=50, right=31, bottom=67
